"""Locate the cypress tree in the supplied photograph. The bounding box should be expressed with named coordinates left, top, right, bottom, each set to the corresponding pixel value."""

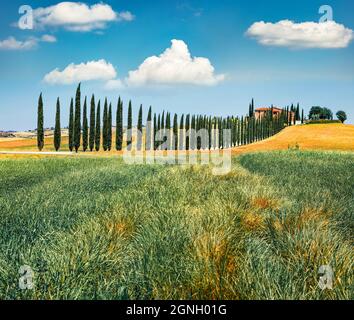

left=173, top=114, right=178, bottom=151
left=153, top=113, right=157, bottom=150
left=89, top=95, right=95, bottom=152
left=157, top=114, right=161, bottom=150
left=37, top=93, right=44, bottom=151
left=191, top=115, right=196, bottom=150
left=82, top=97, right=88, bottom=152
left=213, top=117, right=217, bottom=149
left=108, top=103, right=112, bottom=151
left=146, top=106, right=152, bottom=151
left=301, top=109, right=304, bottom=124
left=208, top=116, right=212, bottom=150
left=137, top=104, right=143, bottom=151
left=74, top=83, right=81, bottom=153
left=127, top=100, right=132, bottom=151
left=68, top=98, right=74, bottom=152
left=54, top=97, right=61, bottom=152
left=102, top=98, right=108, bottom=151
left=179, top=114, right=184, bottom=151
left=116, top=97, right=123, bottom=151
left=196, top=115, right=201, bottom=150
left=240, top=116, right=244, bottom=146
left=166, top=112, right=171, bottom=150
left=185, top=114, right=190, bottom=151
left=95, top=101, right=101, bottom=151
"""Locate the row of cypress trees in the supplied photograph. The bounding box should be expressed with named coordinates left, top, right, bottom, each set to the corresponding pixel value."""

left=37, top=85, right=293, bottom=152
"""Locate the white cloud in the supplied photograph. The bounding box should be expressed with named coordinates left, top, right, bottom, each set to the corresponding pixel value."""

left=246, top=20, right=354, bottom=49
left=124, top=39, right=225, bottom=87
left=0, top=36, right=37, bottom=50
left=0, top=35, right=56, bottom=50
left=33, top=2, right=134, bottom=32
left=104, top=79, right=124, bottom=90
left=41, top=34, right=57, bottom=43
left=44, top=59, right=117, bottom=85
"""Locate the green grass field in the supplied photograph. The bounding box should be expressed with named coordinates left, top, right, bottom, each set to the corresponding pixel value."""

left=0, top=151, right=353, bottom=300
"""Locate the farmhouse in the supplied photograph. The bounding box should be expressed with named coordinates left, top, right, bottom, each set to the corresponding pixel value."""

left=255, top=107, right=295, bottom=122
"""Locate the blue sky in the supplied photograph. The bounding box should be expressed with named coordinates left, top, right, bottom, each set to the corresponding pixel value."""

left=0, top=0, right=353, bottom=130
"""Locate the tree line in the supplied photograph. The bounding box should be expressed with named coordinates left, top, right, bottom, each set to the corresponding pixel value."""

left=37, top=84, right=295, bottom=152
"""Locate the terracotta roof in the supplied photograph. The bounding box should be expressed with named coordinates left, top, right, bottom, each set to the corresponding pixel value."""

left=255, top=107, right=283, bottom=112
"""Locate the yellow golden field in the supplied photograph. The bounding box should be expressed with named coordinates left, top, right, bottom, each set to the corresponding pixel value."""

left=232, top=123, right=354, bottom=155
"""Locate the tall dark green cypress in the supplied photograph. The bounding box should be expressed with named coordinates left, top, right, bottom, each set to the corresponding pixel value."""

left=37, top=93, right=44, bottom=151
left=74, top=83, right=81, bottom=153
left=185, top=114, right=190, bottom=151
left=146, top=106, right=152, bottom=151
left=153, top=113, right=157, bottom=150
left=89, top=95, right=95, bottom=152
left=68, top=98, right=74, bottom=152
left=108, top=103, right=112, bottom=151
left=240, top=116, right=244, bottom=146
left=157, top=114, right=161, bottom=150
left=82, top=97, right=88, bottom=152
left=127, top=100, right=132, bottom=151
left=179, top=114, right=184, bottom=150
left=166, top=112, right=171, bottom=150
left=196, top=115, right=201, bottom=150
left=301, top=109, right=304, bottom=124
left=173, top=114, right=178, bottom=151
left=102, top=98, right=108, bottom=151
left=54, top=97, right=61, bottom=152
left=191, top=115, right=196, bottom=150
left=208, top=116, right=212, bottom=150
left=95, top=101, right=101, bottom=151
left=116, top=97, right=123, bottom=151
left=137, top=104, right=143, bottom=151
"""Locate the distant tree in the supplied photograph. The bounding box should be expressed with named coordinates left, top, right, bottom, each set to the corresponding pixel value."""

left=136, top=104, right=143, bottom=151
left=157, top=113, right=161, bottom=150
left=102, top=98, right=108, bottom=151
left=336, top=111, right=347, bottom=123
left=108, top=103, right=112, bottom=151
left=127, top=100, right=133, bottom=151
left=146, top=106, right=152, bottom=151
left=82, top=97, right=88, bottom=152
left=185, top=114, right=190, bottom=151
left=95, top=101, right=101, bottom=151
left=296, top=103, right=300, bottom=121
left=68, top=98, right=74, bottom=151
left=191, top=115, right=196, bottom=150
left=74, top=83, right=81, bottom=153
left=309, top=106, right=333, bottom=120
left=116, top=97, right=123, bottom=151
left=173, top=114, right=178, bottom=151
left=249, top=98, right=255, bottom=117
left=179, top=114, right=184, bottom=150
left=166, top=112, right=171, bottom=150
left=37, top=93, right=44, bottom=151
left=153, top=113, right=157, bottom=150
left=301, top=109, right=304, bottom=124
left=54, top=97, right=61, bottom=151
left=89, top=95, right=95, bottom=152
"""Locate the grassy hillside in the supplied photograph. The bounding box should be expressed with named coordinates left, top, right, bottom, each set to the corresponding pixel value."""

left=0, top=151, right=353, bottom=300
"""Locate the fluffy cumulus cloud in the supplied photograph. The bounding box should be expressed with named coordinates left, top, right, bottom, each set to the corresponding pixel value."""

left=125, top=39, right=225, bottom=87
left=43, top=59, right=117, bottom=85
left=33, top=2, right=134, bottom=32
left=41, top=34, right=57, bottom=43
left=246, top=20, right=354, bottom=49
left=0, top=37, right=37, bottom=50
left=0, top=34, right=56, bottom=50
